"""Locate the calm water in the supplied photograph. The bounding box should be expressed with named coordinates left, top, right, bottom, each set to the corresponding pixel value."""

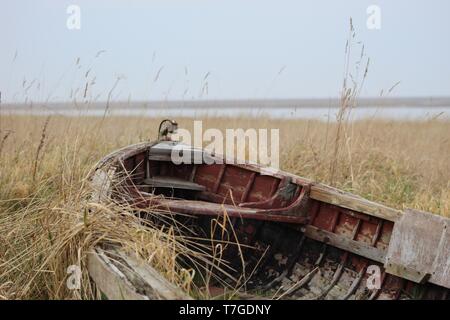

left=2, top=106, right=449, bottom=121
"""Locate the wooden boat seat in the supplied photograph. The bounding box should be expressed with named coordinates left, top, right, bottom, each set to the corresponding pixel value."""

left=152, top=198, right=309, bottom=224
left=149, top=183, right=311, bottom=225
left=142, top=176, right=205, bottom=191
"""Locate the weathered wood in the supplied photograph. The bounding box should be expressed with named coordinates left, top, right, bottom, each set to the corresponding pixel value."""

left=143, top=176, right=205, bottom=191
left=87, top=248, right=148, bottom=300
left=152, top=198, right=310, bottom=224
left=113, top=249, right=192, bottom=300
left=310, top=184, right=402, bottom=222
left=98, top=141, right=404, bottom=223
left=342, top=263, right=368, bottom=300
left=385, top=209, right=450, bottom=288
left=431, top=218, right=450, bottom=288
left=315, top=252, right=348, bottom=299
left=87, top=246, right=191, bottom=300
left=384, top=262, right=430, bottom=284
left=88, top=138, right=450, bottom=299
left=303, top=225, right=386, bottom=263
left=90, top=167, right=116, bottom=203
left=213, top=165, right=226, bottom=193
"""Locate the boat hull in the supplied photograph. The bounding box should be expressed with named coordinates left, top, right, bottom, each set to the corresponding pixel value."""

left=89, top=141, right=450, bottom=300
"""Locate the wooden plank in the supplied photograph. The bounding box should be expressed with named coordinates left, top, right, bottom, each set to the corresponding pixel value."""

left=143, top=176, right=205, bottom=191
left=303, top=225, right=386, bottom=263
left=371, top=220, right=383, bottom=246
left=384, top=209, right=450, bottom=288
left=430, top=219, right=450, bottom=288
left=189, top=165, right=197, bottom=182
left=87, top=246, right=191, bottom=300
left=113, top=249, right=192, bottom=300
left=310, top=184, right=402, bottom=222
left=240, top=172, right=256, bottom=202
left=90, top=167, right=116, bottom=203
left=148, top=154, right=173, bottom=161
left=213, top=165, right=226, bottom=193
left=384, top=262, right=430, bottom=284
left=87, top=248, right=148, bottom=300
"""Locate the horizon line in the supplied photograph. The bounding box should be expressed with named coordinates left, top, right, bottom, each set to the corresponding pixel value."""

left=2, top=95, right=450, bottom=107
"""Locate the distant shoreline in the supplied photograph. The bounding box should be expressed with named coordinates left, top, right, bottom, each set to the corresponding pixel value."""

left=2, top=97, right=450, bottom=110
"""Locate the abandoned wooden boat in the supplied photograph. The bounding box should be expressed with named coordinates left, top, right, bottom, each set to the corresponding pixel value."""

left=88, top=120, right=450, bottom=300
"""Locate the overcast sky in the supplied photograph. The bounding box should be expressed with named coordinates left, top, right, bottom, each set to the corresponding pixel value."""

left=1, top=0, right=450, bottom=103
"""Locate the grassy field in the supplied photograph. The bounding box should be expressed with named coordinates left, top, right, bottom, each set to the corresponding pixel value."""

left=0, top=114, right=449, bottom=299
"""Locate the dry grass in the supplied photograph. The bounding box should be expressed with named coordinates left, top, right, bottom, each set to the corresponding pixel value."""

left=0, top=114, right=449, bottom=299
left=1, top=19, right=447, bottom=301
